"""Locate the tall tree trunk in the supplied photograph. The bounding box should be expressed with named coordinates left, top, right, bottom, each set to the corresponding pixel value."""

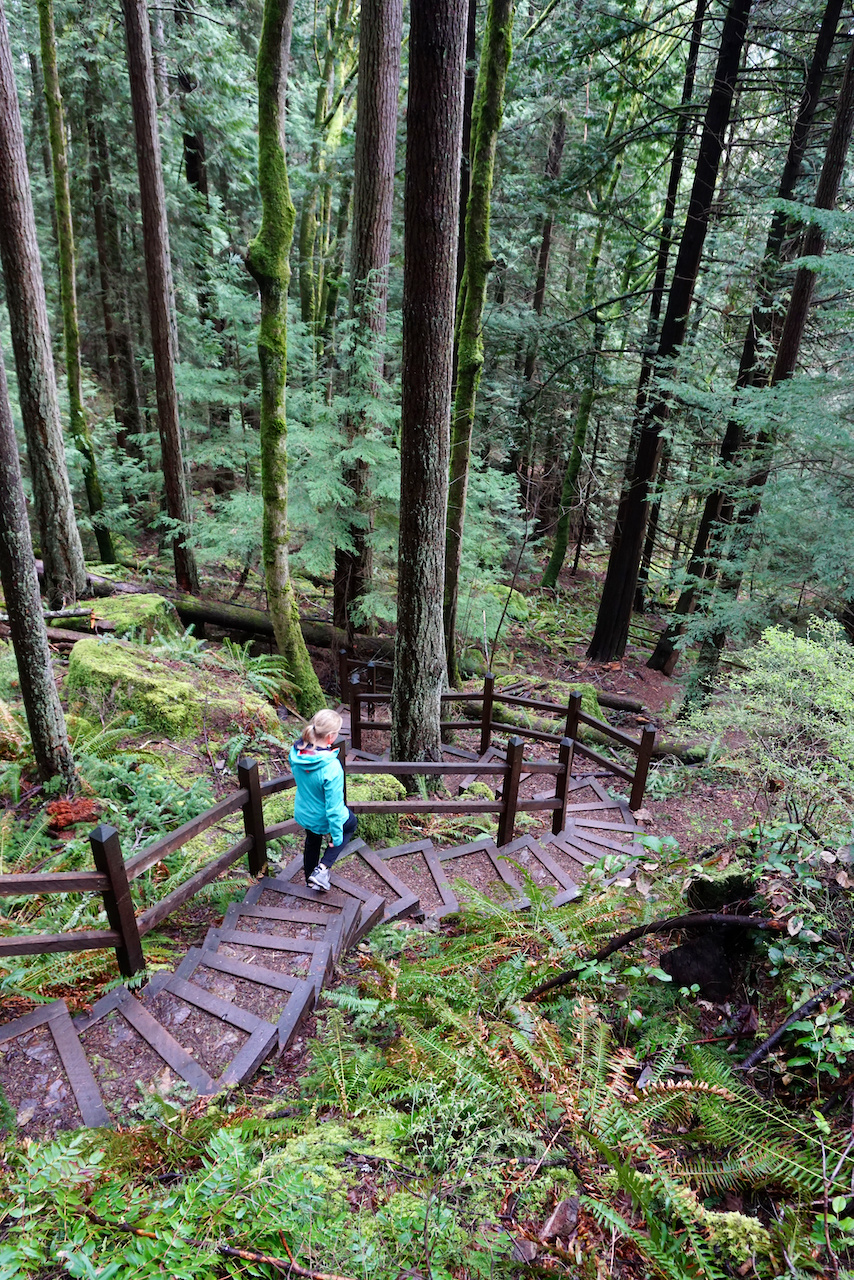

left=683, top=33, right=854, bottom=707
left=36, top=0, right=115, bottom=564
left=0, top=337, right=77, bottom=786
left=648, top=0, right=844, bottom=674
left=85, top=73, right=144, bottom=455
left=0, top=0, right=86, bottom=609
left=332, top=0, right=402, bottom=633
left=391, top=0, right=466, bottom=763
left=523, top=108, right=566, bottom=385
left=246, top=0, right=325, bottom=718
left=456, top=0, right=478, bottom=294
left=121, top=0, right=199, bottom=592
left=587, top=0, right=752, bottom=663
left=443, top=0, right=514, bottom=686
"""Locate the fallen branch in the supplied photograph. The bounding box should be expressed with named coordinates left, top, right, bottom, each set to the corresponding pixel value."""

left=522, top=912, right=785, bottom=1002
left=83, top=1211, right=355, bottom=1280
left=739, top=972, right=854, bottom=1072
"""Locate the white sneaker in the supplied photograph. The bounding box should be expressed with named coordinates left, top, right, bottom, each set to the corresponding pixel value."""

left=308, top=864, right=331, bottom=892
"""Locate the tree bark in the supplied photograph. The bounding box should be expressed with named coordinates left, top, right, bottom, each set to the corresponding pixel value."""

left=443, top=0, right=514, bottom=686
left=647, top=0, right=845, bottom=674
left=121, top=0, right=199, bottom=593
left=0, top=335, right=77, bottom=786
left=391, top=0, right=466, bottom=763
left=36, top=0, right=115, bottom=564
left=0, top=0, right=87, bottom=609
left=245, top=0, right=325, bottom=718
left=332, top=0, right=403, bottom=632
left=587, top=0, right=752, bottom=663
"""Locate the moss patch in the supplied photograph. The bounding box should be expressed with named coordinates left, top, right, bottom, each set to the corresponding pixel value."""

left=67, top=594, right=181, bottom=640
left=66, top=638, right=280, bottom=740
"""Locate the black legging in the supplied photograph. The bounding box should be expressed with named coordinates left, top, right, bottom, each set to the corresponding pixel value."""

left=303, top=809, right=358, bottom=882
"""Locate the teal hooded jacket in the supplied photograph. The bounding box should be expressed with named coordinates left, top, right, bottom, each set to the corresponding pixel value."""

left=288, top=741, right=348, bottom=846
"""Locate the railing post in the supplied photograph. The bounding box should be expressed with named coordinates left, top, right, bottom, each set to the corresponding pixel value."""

left=479, top=671, right=495, bottom=756
left=335, top=734, right=348, bottom=804
left=338, top=647, right=350, bottom=699
left=349, top=673, right=362, bottom=750
left=89, top=824, right=145, bottom=977
left=366, top=660, right=377, bottom=721
left=552, top=736, right=574, bottom=835
left=630, top=727, right=657, bottom=811
left=238, top=758, right=267, bottom=876
left=497, top=735, right=524, bottom=847
left=564, top=690, right=582, bottom=740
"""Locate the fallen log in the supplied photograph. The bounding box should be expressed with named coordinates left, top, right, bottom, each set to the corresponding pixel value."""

left=739, top=971, right=854, bottom=1072
left=32, top=562, right=394, bottom=660
left=0, top=621, right=114, bottom=647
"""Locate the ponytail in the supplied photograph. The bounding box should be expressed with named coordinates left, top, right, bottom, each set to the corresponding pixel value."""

left=301, top=708, right=343, bottom=746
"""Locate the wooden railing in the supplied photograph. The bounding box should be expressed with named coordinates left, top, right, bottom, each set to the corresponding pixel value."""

left=345, top=664, right=656, bottom=811
left=0, top=736, right=576, bottom=979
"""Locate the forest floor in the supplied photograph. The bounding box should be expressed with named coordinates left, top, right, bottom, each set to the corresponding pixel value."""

left=1, top=559, right=852, bottom=1279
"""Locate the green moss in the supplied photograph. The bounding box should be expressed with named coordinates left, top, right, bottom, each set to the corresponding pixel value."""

left=66, top=638, right=279, bottom=740
left=67, top=594, right=181, bottom=640
left=542, top=681, right=602, bottom=721
left=484, top=583, right=529, bottom=622
left=265, top=772, right=406, bottom=848
left=461, top=780, right=495, bottom=801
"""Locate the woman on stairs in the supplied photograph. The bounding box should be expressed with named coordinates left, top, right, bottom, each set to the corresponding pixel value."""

left=289, top=709, right=357, bottom=891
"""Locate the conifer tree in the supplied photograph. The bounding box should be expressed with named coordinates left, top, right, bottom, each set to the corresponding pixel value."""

left=443, top=0, right=515, bottom=685
left=246, top=0, right=325, bottom=717
left=0, top=0, right=87, bottom=609
left=36, top=0, right=115, bottom=564
left=332, top=0, right=403, bottom=633
left=392, top=0, right=466, bottom=762
left=121, top=0, right=199, bottom=593
left=0, top=338, right=77, bottom=787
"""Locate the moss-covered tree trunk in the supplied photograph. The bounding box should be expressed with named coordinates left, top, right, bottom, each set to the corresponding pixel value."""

left=332, top=0, right=403, bottom=633
left=0, top=336, right=77, bottom=787
left=391, top=0, right=466, bottom=764
left=246, top=0, right=325, bottom=719
left=0, top=0, right=87, bottom=609
left=443, top=0, right=514, bottom=686
left=36, top=0, right=115, bottom=565
left=121, top=0, right=199, bottom=594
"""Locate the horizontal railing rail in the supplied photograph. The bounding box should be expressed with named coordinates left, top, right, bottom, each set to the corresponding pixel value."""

left=347, top=670, right=656, bottom=810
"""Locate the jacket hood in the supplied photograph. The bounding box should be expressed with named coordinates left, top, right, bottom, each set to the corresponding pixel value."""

left=288, top=741, right=337, bottom=774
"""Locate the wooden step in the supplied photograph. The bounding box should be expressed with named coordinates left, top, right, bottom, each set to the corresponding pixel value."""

left=180, top=945, right=316, bottom=1052
left=258, top=865, right=371, bottom=948
left=0, top=1000, right=110, bottom=1129
left=276, top=846, right=402, bottom=929
left=377, top=839, right=458, bottom=919
left=222, top=898, right=346, bottom=961
left=438, top=836, right=528, bottom=909
left=497, top=835, right=581, bottom=907
left=203, top=926, right=333, bottom=996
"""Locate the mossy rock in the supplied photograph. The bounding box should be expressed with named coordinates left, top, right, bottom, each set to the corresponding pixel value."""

left=67, top=594, right=181, bottom=641
left=461, top=780, right=495, bottom=801
left=483, top=584, right=530, bottom=622
left=66, top=638, right=279, bottom=740
left=265, top=772, right=407, bottom=849
left=541, top=681, right=602, bottom=721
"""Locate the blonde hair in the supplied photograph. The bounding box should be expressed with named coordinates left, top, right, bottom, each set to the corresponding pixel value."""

left=301, top=708, right=343, bottom=746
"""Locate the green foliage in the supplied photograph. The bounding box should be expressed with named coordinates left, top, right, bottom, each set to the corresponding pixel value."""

left=690, top=618, right=854, bottom=826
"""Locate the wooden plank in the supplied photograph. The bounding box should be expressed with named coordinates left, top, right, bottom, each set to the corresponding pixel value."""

left=216, top=1022, right=277, bottom=1087
left=125, top=791, right=248, bottom=880
left=256, top=875, right=361, bottom=952
left=238, top=758, right=267, bottom=876
left=349, top=799, right=503, bottom=813
left=213, top=928, right=331, bottom=994
left=117, top=993, right=217, bottom=1094
left=0, top=928, right=121, bottom=958
left=570, top=741, right=634, bottom=782
left=343, top=760, right=559, bottom=777
left=90, top=824, right=144, bottom=977
left=136, top=838, right=252, bottom=936
left=546, top=831, right=595, bottom=867
left=48, top=1006, right=112, bottom=1128
left=259, top=774, right=295, bottom=798
left=73, top=987, right=129, bottom=1032
left=164, top=975, right=267, bottom=1034
left=440, top=744, right=479, bottom=761
left=276, top=979, right=316, bottom=1051
left=499, top=836, right=577, bottom=892
left=0, top=870, right=109, bottom=896
left=0, top=999, right=66, bottom=1044
left=573, top=818, right=642, bottom=836
left=224, top=900, right=345, bottom=960
left=350, top=847, right=421, bottom=920
left=190, top=946, right=303, bottom=993
left=490, top=721, right=561, bottom=745
left=377, top=838, right=436, bottom=859
left=264, top=819, right=299, bottom=840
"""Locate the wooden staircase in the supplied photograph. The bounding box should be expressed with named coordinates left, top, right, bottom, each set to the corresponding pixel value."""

left=0, top=776, right=642, bottom=1135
